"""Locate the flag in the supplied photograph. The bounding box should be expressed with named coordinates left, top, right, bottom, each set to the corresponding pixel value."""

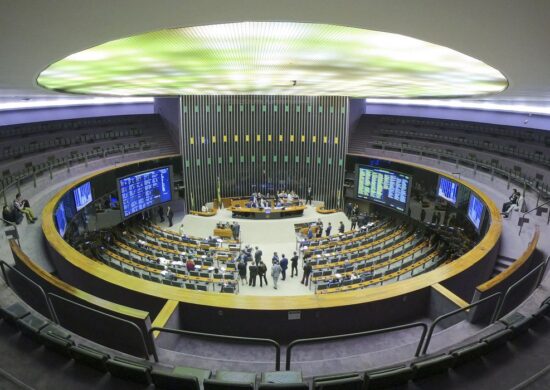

left=336, top=189, right=341, bottom=209
left=190, top=192, right=195, bottom=211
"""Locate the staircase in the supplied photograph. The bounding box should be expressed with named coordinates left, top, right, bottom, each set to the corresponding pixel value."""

left=490, top=255, right=516, bottom=278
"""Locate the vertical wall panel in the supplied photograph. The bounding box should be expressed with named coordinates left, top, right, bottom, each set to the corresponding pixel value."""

left=180, top=96, right=348, bottom=209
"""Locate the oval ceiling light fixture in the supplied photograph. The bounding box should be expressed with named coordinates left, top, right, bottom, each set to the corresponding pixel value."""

left=37, top=22, right=507, bottom=98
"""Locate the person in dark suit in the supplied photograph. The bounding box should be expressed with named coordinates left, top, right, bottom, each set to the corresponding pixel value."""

left=166, top=206, right=174, bottom=227
left=254, top=246, right=262, bottom=265
left=338, top=221, right=345, bottom=234
left=258, top=261, right=268, bottom=287
left=248, top=263, right=258, bottom=287
left=290, top=252, right=299, bottom=278
left=301, top=261, right=312, bottom=286
left=325, top=222, right=332, bottom=236
left=157, top=205, right=165, bottom=222
left=280, top=255, right=288, bottom=281
left=237, top=261, right=247, bottom=285
left=306, top=186, right=313, bottom=205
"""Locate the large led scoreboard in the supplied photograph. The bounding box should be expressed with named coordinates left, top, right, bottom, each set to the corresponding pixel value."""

left=117, top=166, right=173, bottom=219
left=356, top=165, right=411, bottom=212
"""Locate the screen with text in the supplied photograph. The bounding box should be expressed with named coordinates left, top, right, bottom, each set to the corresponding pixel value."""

left=357, top=165, right=411, bottom=212
left=467, top=193, right=484, bottom=230
left=437, top=176, right=458, bottom=204
left=73, top=181, right=93, bottom=211
left=118, top=167, right=172, bottom=219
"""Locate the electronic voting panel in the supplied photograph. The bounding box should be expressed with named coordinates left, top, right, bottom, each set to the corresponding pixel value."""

left=356, top=165, right=411, bottom=212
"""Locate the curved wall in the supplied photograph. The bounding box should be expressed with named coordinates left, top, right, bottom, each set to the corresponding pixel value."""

left=42, top=155, right=501, bottom=341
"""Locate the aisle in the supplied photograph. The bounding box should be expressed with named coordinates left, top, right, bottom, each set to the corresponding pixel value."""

left=165, top=206, right=350, bottom=296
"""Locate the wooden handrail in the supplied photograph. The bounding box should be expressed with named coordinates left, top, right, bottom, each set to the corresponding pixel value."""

left=476, top=227, right=540, bottom=293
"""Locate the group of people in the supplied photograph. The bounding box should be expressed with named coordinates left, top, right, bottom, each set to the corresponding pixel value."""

left=246, top=189, right=300, bottom=209
left=236, top=247, right=313, bottom=289
left=306, top=219, right=346, bottom=239
left=2, top=193, right=37, bottom=224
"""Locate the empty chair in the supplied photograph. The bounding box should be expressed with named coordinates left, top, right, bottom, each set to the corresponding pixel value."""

left=105, top=356, right=152, bottom=384
left=411, top=353, right=455, bottom=380
left=151, top=366, right=212, bottom=390
left=196, top=285, right=208, bottom=292
left=313, top=372, right=364, bottom=390
left=16, top=313, right=50, bottom=341
left=204, top=370, right=256, bottom=390
left=448, top=341, right=488, bottom=367
left=0, top=302, right=30, bottom=325
left=38, top=325, right=74, bottom=357
left=185, top=283, right=196, bottom=290
left=260, top=370, right=307, bottom=390
left=364, top=365, right=414, bottom=389
left=221, top=285, right=236, bottom=294
left=69, top=344, right=110, bottom=371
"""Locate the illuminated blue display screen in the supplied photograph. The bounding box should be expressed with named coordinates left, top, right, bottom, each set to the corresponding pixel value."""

left=467, top=193, right=485, bottom=230
left=73, top=181, right=93, bottom=211
left=437, top=176, right=458, bottom=204
left=118, top=167, right=172, bottom=219
left=357, top=165, right=411, bottom=212
left=55, top=201, right=67, bottom=237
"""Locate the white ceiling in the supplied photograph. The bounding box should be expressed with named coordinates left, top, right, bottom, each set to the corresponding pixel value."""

left=1, top=0, right=550, bottom=105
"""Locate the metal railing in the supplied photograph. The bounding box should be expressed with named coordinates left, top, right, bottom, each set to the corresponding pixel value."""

left=48, top=293, right=152, bottom=360
left=420, top=292, right=502, bottom=355
left=1, top=217, right=20, bottom=246
left=0, top=260, right=55, bottom=320
left=494, top=256, right=550, bottom=320
left=518, top=199, right=550, bottom=235
left=148, top=327, right=281, bottom=370
left=286, top=322, right=428, bottom=370
left=0, top=144, right=149, bottom=207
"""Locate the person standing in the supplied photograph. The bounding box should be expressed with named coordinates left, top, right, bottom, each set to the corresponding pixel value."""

left=271, top=261, right=282, bottom=289
left=272, top=252, right=279, bottom=265
left=338, top=221, right=345, bottom=234
left=350, top=215, right=357, bottom=230
left=237, top=261, right=247, bottom=285
left=290, top=252, right=299, bottom=278
left=306, top=186, right=313, bottom=205
left=325, top=222, right=332, bottom=237
left=258, top=260, right=268, bottom=287
left=346, top=202, right=353, bottom=218
left=280, top=255, right=288, bottom=281
left=157, top=205, right=165, bottom=222
left=254, top=246, right=262, bottom=266
left=248, top=262, right=258, bottom=287
left=301, top=261, right=313, bottom=286
left=166, top=206, right=174, bottom=227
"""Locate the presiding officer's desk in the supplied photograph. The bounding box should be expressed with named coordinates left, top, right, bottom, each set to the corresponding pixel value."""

left=229, top=198, right=305, bottom=219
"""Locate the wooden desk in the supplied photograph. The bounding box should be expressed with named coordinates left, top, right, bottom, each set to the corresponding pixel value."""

left=229, top=204, right=306, bottom=219
left=214, top=227, right=233, bottom=239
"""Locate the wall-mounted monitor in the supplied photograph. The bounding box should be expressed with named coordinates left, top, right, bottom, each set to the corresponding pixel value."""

left=356, top=165, right=411, bottom=212
left=467, top=193, right=485, bottom=231
left=437, top=176, right=458, bottom=205
left=117, top=166, right=173, bottom=219
left=55, top=201, right=67, bottom=237
left=73, top=181, right=93, bottom=211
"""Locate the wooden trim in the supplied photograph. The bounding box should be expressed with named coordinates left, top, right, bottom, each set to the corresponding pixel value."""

left=432, top=283, right=469, bottom=309
left=42, top=154, right=502, bottom=310
left=476, top=228, right=540, bottom=293
left=151, top=300, right=178, bottom=338
left=190, top=210, right=217, bottom=217
left=9, top=239, right=149, bottom=320
left=316, top=206, right=338, bottom=214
